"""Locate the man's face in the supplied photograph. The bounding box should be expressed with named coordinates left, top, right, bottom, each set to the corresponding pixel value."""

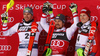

left=80, top=13, right=89, bottom=24
left=55, top=19, right=64, bottom=29
left=23, top=12, right=33, bottom=22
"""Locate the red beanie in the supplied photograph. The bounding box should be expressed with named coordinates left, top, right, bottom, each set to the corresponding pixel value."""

left=80, top=8, right=91, bottom=18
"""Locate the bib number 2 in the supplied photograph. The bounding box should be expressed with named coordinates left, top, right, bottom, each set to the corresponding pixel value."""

left=25, top=33, right=29, bottom=39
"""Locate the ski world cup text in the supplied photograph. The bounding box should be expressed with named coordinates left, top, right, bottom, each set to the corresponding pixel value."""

left=2, top=3, right=66, bottom=10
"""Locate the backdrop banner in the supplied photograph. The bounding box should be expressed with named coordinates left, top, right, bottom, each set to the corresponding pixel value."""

left=0, top=0, right=100, bottom=56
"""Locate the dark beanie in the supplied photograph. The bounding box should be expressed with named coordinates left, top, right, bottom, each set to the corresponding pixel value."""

left=55, top=14, right=65, bottom=23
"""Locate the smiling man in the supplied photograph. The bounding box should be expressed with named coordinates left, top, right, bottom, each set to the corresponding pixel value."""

left=23, top=7, right=33, bottom=22
left=1, top=7, right=43, bottom=56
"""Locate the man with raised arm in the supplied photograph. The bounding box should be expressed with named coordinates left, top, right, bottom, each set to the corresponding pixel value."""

left=40, top=3, right=79, bottom=56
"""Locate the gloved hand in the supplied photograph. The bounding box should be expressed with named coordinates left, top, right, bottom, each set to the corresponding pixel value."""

left=42, top=1, right=53, bottom=15
left=1, top=12, right=8, bottom=24
left=77, top=22, right=83, bottom=28
left=42, top=48, right=52, bottom=56
left=76, top=48, right=84, bottom=56
left=69, top=3, right=77, bottom=14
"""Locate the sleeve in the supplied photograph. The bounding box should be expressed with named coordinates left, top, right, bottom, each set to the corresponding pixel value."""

left=3, top=23, right=19, bottom=36
left=40, top=13, right=54, bottom=33
left=36, top=22, right=43, bottom=32
left=66, top=12, right=79, bottom=40
left=2, top=23, right=8, bottom=31
left=50, top=13, right=55, bottom=20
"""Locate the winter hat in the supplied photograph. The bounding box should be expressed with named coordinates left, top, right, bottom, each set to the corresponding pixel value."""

left=80, top=7, right=91, bottom=18
left=55, top=14, right=65, bottom=23
left=23, top=7, right=33, bottom=16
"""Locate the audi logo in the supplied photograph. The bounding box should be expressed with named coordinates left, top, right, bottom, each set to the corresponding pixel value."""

left=0, top=45, right=12, bottom=51
left=8, top=17, right=14, bottom=22
left=51, top=40, right=64, bottom=47
left=90, top=16, right=98, bottom=22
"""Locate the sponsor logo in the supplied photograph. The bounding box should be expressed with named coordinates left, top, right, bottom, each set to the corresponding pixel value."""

left=90, top=29, right=95, bottom=34
left=31, top=29, right=37, bottom=33
left=19, top=26, right=31, bottom=31
left=8, top=17, right=14, bottom=22
left=53, top=33, right=64, bottom=36
left=0, top=52, right=4, bottom=54
left=52, top=33, right=64, bottom=38
left=0, top=45, right=12, bottom=51
left=91, top=16, right=98, bottom=22
left=31, top=25, right=37, bottom=32
left=51, top=40, right=64, bottom=47
left=76, top=43, right=81, bottom=46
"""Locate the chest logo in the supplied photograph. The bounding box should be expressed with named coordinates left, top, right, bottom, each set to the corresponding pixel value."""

left=51, top=40, right=65, bottom=47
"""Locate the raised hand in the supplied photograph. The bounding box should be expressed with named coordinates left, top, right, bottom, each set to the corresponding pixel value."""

left=69, top=3, right=77, bottom=14
left=42, top=1, right=53, bottom=15
left=1, top=12, right=8, bottom=24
